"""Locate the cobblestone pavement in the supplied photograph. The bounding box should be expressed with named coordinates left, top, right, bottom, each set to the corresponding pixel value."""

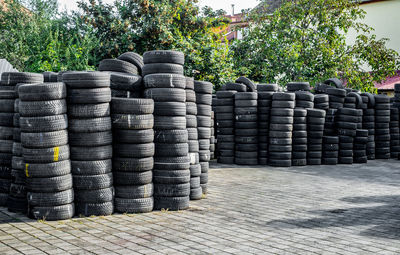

left=1, top=160, right=400, bottom=254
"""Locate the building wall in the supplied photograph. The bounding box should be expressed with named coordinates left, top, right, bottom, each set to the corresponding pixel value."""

left=347, top=0, right=400, bottom=59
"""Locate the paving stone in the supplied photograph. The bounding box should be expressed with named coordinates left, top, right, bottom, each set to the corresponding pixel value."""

left=1, top=160, right=400, bottom=254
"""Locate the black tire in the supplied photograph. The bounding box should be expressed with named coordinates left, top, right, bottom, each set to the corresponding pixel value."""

left=144, top=88, right=185, bottom=102
left=2, top=72, right=44, bottom=85
left=117, top=52, right=144, bottom=73
left=235, top=77, right=256, bottom=92
left=286, top=82, right=310, bottom=91
left=226, top=83, right=246, bottom=92
left=144, top=73, right=186, bottom=89
left=113, top=157, right=153, bottom=172
left=115, top=197, right=153, bottom=213
left=154, top=183, right=190, bottom=197
left=113, top=171, right=153, bottom=185
left=23, top=145, right=70, bottom=164
left=69, top=117, right=111, bottom=133
left=29, top=203, right=74, bottom=221
left=68, top=88, right=111, bottom=104
left=71, top=160, right=112, bottom=175
left=153, top=196, right=189, bottom=211
left=216, top=91, right=237, bottom=98
left=114, top=143, right=154, bottom=158
left=143, top=50, right=184, bottom=65
left=268, top=159, right=291, bottom=167
left=25, top=160, right=71, bottom=178
left=75, top=202, right=113, bottom=216
left=99, top=59, right=138, bottom=74
left=111, top=114, right=153, bottom=130
left=186, top=115, right=197, bottom=128
left=70, top=145, right=112, bottom=160
left=19, top=83, right=67, bottom=102
left=142, top=63, right=183, bottom=76
left=73, top=173, right=113, bottom=190
left=62, top=71, right=110, bottom=88
left=186, top=102, right=197, bottom=115
left=0, top=99, right=15, bottom=113
left=27, top=174, right=73, bottom=192
left=69, top=131, right=113, bottom=147
left=19, top=99, right=67, bottom=117
left=153, top=169, right=190, bottom=184
left=0, top=126, right=13, bottom=140
left=21, top=130, right=68, bottom=148
left=115, top=184, right=153, bottom=199
left=27, top=189, right=74, bottom=207
left=154, top=102, right=186, bottom=116
left=154, top=116, right=186, bottom=130
left=74, top=187, right=114, bottom=203
left=155, top=143, right=188, bottom=157
left=20, top=114, right=67, bottom=133
left=111, top=98, right=154, bottom=115
left=113, top=129, right=153, bottom=144
left=154, top=156, right=190, bottom=170
left=257, top=84, right=278, bottom=92
left=154, top=130, right=188, bottom=143
left=68, top=103, right=110, bottom=118
left=194, top=81, right=213, bottom=94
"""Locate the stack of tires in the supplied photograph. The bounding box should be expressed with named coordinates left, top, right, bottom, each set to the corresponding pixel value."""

left=43, top=72, right=58, bottom=82
left=194, top=81, right=213, bottom=194
left=294, top=90, right=314, bottom=109
left=185, top=77, right=202, bottom=200
left=292, top=108, right=307, bottom=166
left=374, top=95, right=391, bottom=159
left=143, top=50, right=190, bottom=210
left=234, top=92, right=258, bottom=165
left=306, top=109, right=326, bottom=165
left=336, top=108, right=359, bottom=164
left=390, top=108, right=400, bottom=158
left=0, top=72, right=44, bottom=207
left=63, top=72, right=114, bottom=216
left=314, top=94, right=329, bottom=111
left=394, top=84, right=400, bottom=108
left=292, top=90, right=314, bottom=166
left=322, top=136, right=339, bottom=165
left=111, top=98, right=154, bottom=213
left=0, top=91, right=16, bottom=207
left=110, top=73, right=143, bottom=98
left=327, top=87, right=346, bottom=108
left=354, top=129, right=368, bottom=163
left=99, top=53, right=143, bottom=98
left=257, top=85, right=275, bottom=165
left=269, top=92, right=295, bottom=167
left=9, top=88, right=25, bottom=213
left=215, top=90, right=236, bottom=164
left=286, top=82, right=311, bottom=94
left=343, top=96, right=356, bottom=108
left=361, top=93, right=376, bottom=160
left=19, top=83, right=74, bottom=220
left=210, top=111, right=215, bottom=160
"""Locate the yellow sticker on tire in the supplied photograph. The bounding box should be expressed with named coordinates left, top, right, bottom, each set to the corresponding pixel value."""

left=54, top=147, right=59, bottom=162
left=25, top=164, right=29, bottom=177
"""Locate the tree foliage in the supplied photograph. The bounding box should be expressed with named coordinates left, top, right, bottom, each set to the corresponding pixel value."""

left=74, top=0, right=235, bottom=87
left=0, top=0, right=97, bottom=72
left=0, top=0, right=235, bottom=87
left=232, top=0, right=400, bottom=92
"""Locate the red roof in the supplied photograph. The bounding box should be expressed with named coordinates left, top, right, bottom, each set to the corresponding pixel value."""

left=375, top=71, right=400, bottom=90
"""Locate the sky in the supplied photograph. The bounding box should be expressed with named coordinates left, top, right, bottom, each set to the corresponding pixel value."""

left=58, top=0, right=260, bottom=14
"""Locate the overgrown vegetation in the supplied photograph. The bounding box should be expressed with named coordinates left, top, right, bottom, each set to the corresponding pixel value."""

left=232, top=0, right=400, bottom=92
left=0, top=0, right=235, bottom=86
left=0, top=0, right=399, bottom=90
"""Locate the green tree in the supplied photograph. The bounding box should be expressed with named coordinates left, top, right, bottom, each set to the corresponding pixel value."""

left=75, top=0, right=235, bottom=87
left=232, top=0, right=400, bottom=92
left=0, top=0, right=97, bottom=72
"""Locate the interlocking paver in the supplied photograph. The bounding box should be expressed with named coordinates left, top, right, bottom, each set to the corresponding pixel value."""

left=1, top=160, right=400, bottom=254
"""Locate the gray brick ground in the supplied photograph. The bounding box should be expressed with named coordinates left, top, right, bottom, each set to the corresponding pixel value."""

left=1, top=159, right=400, bottom=254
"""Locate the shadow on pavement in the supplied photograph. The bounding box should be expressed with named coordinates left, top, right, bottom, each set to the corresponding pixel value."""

left=266, top=194, right=400, bottom=240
